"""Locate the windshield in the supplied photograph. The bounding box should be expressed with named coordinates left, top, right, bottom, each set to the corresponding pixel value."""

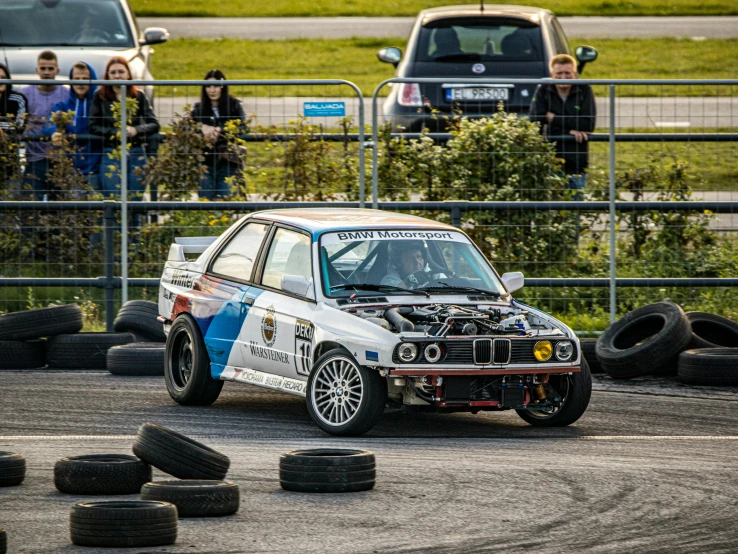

left=319, top=229, right=507, bottom=298
left=416, top=18, right=543, bottom=62
left=0, top=0, right=134, bottom=47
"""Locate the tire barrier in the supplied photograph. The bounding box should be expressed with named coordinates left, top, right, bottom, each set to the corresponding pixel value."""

left=46, top=332, right=135, bottom=369
left=133, top=423, right=230, bottom=480
left=686, top=312, right=738, bottom=349
left=677, top=348, right=738, bottom=386
left=141, top=480, right=240, bottom=517
left=0, top=452, right=25, bottom=487
left=54, top=454, right=152, bottom=495
left=107, top=343, right=165, bottom=376
left=0, top=340, right=46, bottom=370
left=69, top=501, right=177, bottom=548
left=114, top=301, right=166, bottom=343
left=578, top=338, right=603, bottom=374
left=279, top=448, right=376, bottom=493
left=0, top=304, right=83, bottom=341
left=0, top=528, right=6, bottom=554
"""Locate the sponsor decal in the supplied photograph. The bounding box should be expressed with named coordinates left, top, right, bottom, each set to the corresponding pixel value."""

left=166, top=269, right=195, bottom=289
left=230, top=367, right=306, bottom=395
left=322, top=230, right=468, bottom=245
left=304, top=101, right=346, bottom=117
left=365, top=350, right=379, bottom=362
left=261, top=305, right=277, bottom=347
left=249, top=341, right=290, bottom=364
left=162, top=289, right=176, bottom=301
left=294, top=319, right=314, bottom=376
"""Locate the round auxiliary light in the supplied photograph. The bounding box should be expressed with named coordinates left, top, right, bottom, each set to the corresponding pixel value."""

left=533, top=340, right=553, bottom=362
left=424, top=343, right=442, bottom=363
left=555, top=340, right=574, bottom=362
left=398, top=342, right=418, bottom=363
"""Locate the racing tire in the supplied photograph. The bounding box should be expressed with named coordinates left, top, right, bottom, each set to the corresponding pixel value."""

left=54, top=454, right=152, bottom=495
left=140, top=480, right=239, bottom=517
left=686, top=312, right=738, bottom=349
left=677, top=348, right=738, bottom=386
left=579, top=338, right=603, bottom=374
left=0, top=452, right=25, bottom=487
left=46, top=332, right=135, bottom=369
left=306, top=349, right=387, bottom=436
left=595, top=302, right=692, bottom=379
left=516, top=358, right=592, bottom=427
left=69, top=501, right=177, bottom=548
left=165, top=315, right=223, bottom=406
left=279, top=449, right=376, bottom=493
left=114, top=300, right=166, bottom=342
left=107, top=343, right=165, bottom=376
left=132, top=423, right=230, bottom=480
left=0, top=304, right=83, bottom=341
left=0, top=340, right=45, bottom=370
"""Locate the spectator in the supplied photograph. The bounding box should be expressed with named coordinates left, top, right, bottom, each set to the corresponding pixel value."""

left=528, top=54, right=596, bottom=195
left=20, top=50, right=68, bottom=200
left=0, top=62, right=27, bottom=189
left=191, top=69, right=246, bottom=199
left=90, top=56, right=159, bottom=198
left=44, top=62, right=102, bottom=194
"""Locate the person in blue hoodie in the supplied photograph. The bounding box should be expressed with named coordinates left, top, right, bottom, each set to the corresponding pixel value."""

left=44, top=61, right=102, bottom=193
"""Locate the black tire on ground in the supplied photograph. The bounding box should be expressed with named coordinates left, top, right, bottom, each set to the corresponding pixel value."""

left=0, top=304, right=83, bottom=341
left=54, top=454, right=152, bottom=495
left=164, top=315, right=223, bottom=406
left=306, top=349, right=387, bottom=436
left=0, top=452, right=25, bottom=487
left=46, top=332, right=135, bottom=369
left=114, top=301, right=166, bottom=342
left=686, top=312, right=738, bottom=349
left=107, top=343, right=165, bottom=376
left=132, top=423, right=230, bottom=480
left=0, top=340, right=45, bottom=370
left=69, top=501, right=177, bottom=548
left=677, top=348, right=738, bottom=386
left=579, top=338, right=603, bottom=374
left=279, top=449, right=376, bottom=493
left=516, top=358, right=593, bottom=427
left=595, top=302, right=692, bottom=379
left=140, top=480, right=239, bottom=517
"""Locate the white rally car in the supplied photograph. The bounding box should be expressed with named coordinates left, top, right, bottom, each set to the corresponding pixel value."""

left=158, top=209, right=591, bottom=436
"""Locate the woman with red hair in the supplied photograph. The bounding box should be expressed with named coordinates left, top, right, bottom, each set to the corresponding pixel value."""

left=90, top=56, right=159, bottom=198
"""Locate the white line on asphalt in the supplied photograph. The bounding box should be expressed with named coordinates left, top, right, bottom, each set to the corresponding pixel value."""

left=2, top=435, right=738, bottom=440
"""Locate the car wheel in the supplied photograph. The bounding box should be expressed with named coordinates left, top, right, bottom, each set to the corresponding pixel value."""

left=306, top=349, right=387, bottom=436
left=516, top=358, right=592, bottom=427
left=165, top=315, right=223, bottom=406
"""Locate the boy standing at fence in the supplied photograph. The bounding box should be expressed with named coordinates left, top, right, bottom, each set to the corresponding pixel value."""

left=528, top=54, right=596, bottom=196
left=20, top=50, right=68, bottom=200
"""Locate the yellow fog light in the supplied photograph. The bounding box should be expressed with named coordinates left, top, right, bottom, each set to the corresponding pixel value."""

left=534, top=340, right=553, bottom=361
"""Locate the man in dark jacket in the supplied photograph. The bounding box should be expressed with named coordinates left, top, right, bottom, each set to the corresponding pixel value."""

left=44, top=62, right=102, bottom=194
left=528, top=54, right=596, bottom=195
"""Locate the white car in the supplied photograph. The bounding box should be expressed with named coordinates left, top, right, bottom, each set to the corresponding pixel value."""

left=159, top=209, right=591, bottom=436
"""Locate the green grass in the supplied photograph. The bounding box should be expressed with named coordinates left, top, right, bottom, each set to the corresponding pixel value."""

left=131, top=0, right=738, bottom=17
left=153, top=37, right=738, bottom=97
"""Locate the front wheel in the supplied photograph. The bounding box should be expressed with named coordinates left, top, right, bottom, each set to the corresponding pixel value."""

left=306, top=349, right=387, bottom=436
left=516, top=359, right=592, bottom=427
left=165, top=315, right=223, bottom=406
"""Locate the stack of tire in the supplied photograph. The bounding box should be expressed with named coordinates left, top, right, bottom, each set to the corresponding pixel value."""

left=107, top=300, right=166, bottom=376
left=579, top=302, right=738, bottom=386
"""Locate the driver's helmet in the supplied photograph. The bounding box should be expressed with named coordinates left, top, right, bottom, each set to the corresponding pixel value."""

left=388, top=240, right=427, bottom=268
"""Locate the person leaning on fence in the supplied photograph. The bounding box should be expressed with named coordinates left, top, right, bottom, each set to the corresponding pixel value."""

left=191, top=69, right=246, bottom=200
left=43, top=62, right=102, bottom=195
left=20, top=50, right=68, bottom=200
left=528, top=54, right=596, bottom=196
left=89, top=56, right=160, bottom=199
left=0, top=62, right=28, bottom=189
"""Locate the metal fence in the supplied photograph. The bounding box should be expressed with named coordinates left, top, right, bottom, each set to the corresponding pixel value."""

left=1, top=77, right=737, bottom=332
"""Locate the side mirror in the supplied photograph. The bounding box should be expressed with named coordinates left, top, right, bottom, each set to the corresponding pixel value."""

left=140, top=27, right=170, bottom=46
left=501, top=271, right=524, bottom=293
left=377, top=47, right=402, bottom=67
left=575, top=45, right=598, bottom=74
left=282, top=275, right=315, bottom=299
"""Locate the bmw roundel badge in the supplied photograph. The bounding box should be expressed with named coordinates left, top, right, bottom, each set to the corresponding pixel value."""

left=472, top=63, right=486, bottom=74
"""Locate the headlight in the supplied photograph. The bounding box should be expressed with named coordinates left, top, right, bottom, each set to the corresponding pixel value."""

left=533, top=340, right=553, bottom=361
left=398, top=342, right=418, bottom=363
left=424, top=343, right=442, bottom=363
left=555, top=341, right=574, bottom=361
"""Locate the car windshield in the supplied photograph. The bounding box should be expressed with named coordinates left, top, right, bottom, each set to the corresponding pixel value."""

left=0, top=0, right=133, bottom=47
left=416, top=18, right=543, bottom=63
left=319, top=229, right=507, bottom=298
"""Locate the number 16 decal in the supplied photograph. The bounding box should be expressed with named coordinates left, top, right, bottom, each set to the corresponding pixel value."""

left=294, top=319, right=314, bottom=376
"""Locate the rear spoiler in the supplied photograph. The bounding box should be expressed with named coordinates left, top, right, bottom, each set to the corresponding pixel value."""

left=167, top=237, right=218, bottom=262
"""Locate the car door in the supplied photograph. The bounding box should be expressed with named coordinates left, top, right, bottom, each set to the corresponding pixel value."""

left=240, top=226, right=316, bottom=380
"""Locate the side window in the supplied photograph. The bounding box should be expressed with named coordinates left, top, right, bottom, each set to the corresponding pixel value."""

left=550, top=18, right=571, bottom=55
left=210, top=223, right=268, bottom=281
left=261, top=228, right=312, bottom=290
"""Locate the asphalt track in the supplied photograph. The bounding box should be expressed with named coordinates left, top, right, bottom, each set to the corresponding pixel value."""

left=1, top=370, right=737, bottom=553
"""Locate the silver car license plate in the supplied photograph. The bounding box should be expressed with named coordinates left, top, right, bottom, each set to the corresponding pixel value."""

left=445, top=87, right=510, bottom=102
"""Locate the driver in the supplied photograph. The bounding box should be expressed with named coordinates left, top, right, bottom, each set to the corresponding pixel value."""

left=380, top=241, right=431, bottom=289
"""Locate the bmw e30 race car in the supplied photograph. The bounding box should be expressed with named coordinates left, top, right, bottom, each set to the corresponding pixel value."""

left=158, top=209, right=591, bottom=436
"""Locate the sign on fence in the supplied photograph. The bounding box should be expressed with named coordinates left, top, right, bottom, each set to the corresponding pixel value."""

left=303, top=101, right=346, bottom=117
